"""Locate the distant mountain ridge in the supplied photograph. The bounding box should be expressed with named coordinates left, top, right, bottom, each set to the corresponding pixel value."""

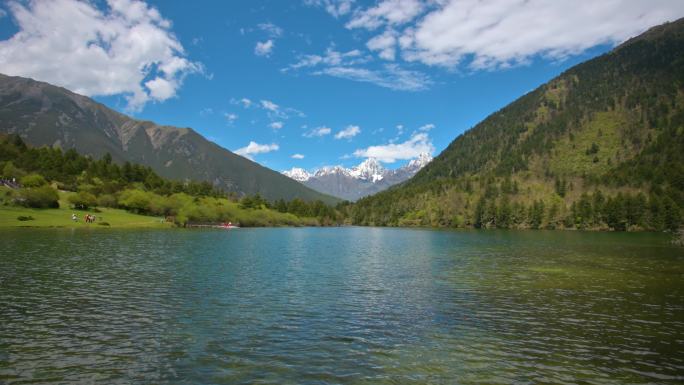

left=0, top=73, right=338, bottom=204
left=283, top=153, right=432, bottom=201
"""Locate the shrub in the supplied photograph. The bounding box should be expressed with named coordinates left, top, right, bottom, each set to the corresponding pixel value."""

left=1, top=162, right=24, bottom=180
left=68, top=191, right=98, bottom=210
left=20, top=173, right=48, bottom=187
left=97, top=194, right=118, bottom=208
left=17, top=215, right=35, bottom=221
left=118, top=189, right=154, bottom=214
left=0, top=186, right=15, bottom=205
left=55, top=181, right=78, bottom=192
left=18, top=186, right=59, bottom=208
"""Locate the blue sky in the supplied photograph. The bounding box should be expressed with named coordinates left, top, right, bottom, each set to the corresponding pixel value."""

left=1, top=0, right=683, bottom=172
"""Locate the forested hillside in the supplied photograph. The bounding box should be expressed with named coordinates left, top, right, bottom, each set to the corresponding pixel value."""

left=346, top=19, right=684, bottom=231
left=0, top=135, right=341, bottom=227
left=0, top=74, right=338, bottom=204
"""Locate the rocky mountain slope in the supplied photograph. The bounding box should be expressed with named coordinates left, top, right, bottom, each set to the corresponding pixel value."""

left=0, top=73, right=338, bottom=204
left=283, top=153, right=432, bottom=201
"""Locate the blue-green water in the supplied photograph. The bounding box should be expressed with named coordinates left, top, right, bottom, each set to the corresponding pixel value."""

left=1, top=228, right=683, bottom=384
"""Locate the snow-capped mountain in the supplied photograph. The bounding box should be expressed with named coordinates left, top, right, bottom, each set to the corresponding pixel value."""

left=314, top=166, right=350, bottom=178
left=349, top=158, right=385, bottom=182
left=283, top=153, right=433, bottom=201
left=404, top=152, right=433, bottom=173
left=282, top=167, right=311, bottom=182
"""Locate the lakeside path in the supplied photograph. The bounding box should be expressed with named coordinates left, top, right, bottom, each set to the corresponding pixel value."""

left=0, top=206, right=171, bottom=229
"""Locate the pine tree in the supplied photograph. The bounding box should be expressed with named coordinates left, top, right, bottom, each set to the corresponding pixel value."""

left=529, top=200, right=545, bottom=229
left=648, top=195, right=666, bottom=231
left=605, top=194, right=627, bottom=231
left=474, top=197, right=486, bottom=229
left=576, top=193, right=593, bottom=228
left=554, top=177, right=567, bottom=197
left=663, top=197, right=682, bottom=231
left=496, top=196, right=512, bottom=229
left=626, top=193, right=647, bottom=228
left=592, top=190, right=605, bottom=225
left=547, top=200, right=560, bottom=229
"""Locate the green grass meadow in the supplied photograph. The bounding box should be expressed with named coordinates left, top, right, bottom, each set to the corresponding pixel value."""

left=0, top=205, right=170, bottom=229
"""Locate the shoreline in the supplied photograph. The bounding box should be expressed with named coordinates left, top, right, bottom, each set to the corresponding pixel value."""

left=1, top=203, right=679, bottom=235
left=0, top=206, right=329, bottom=229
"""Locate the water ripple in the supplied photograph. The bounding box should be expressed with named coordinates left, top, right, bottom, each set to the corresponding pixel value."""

left=1, top=228, right=683, bottom=384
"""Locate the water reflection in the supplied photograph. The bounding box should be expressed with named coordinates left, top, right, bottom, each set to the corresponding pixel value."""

left=0, top=228, right=682, bottom=384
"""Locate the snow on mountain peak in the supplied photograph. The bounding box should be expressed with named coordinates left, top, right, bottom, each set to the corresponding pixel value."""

left=282, top=167, right=311, bottom=182
left=405, top=152, right=433, bottom=171
left=283, top=154, right=432, bottom=185
left=315, top=165, right=350, bottom=177
left=350, top=157, right=385, bottom=182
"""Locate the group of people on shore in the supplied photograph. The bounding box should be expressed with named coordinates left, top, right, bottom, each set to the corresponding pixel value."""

left=0, top=178, right=19, bottom=189
left=71, top=213, right=97, bottom=223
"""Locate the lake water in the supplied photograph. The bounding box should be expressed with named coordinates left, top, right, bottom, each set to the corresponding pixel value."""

left=1, top=227, right=683, bottom=384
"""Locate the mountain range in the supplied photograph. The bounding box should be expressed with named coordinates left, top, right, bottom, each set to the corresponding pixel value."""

left=2, top=16, right=683, bottom=226
left=347, top=18, right=684, bottom=230
left=282, top=153, right=432, bottom=201
left=0, top=73, right=338, bottom=204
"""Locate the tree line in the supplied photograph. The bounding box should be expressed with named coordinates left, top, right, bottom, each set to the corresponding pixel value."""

left=0, top=135, right=342, bottom=226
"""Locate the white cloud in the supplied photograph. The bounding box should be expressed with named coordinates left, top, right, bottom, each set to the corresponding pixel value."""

left=234, top=141, right=279, bottom=158
left=199, top=107, right=213, bottom=116
left=260, top=99, right=279, bottom=111
left=286, top=107, right=306, bottom=118
left=0, top=9, right=6, bottom=19
left=255, top=39, right=274, bottom=57
left=269, top=121, right=284, bottom=130
left=346, top=0, right=424, bottom=30
left=0, top=0, right=201, bottom=111
left=225, top=113, right=238, bottom=122
left=257, top=99, right=305, bottom=120
left=145, top=77, right=176, bottom=100
left=291, top=153, right=305, bottom=159
left=258, top=22, right=283, bottom=38
left=354, top=132, right=433, bottom=163
left=316, top=64, right=431, bottom=91
left=304, top=0, right=354, bottom=18
left=231, top=97, right=305, bottom=121
left=398, top=0, right=684, bottom=69
left=335, top=125, right=361, bottom=139
left=286, top=45, right=428, bottom=91
left=231, top=97, right=253, bottom=108
left=303, top=126, right=332, bottom=138
left=286, top=47, right=366, bottom=70
left=418, top=123, right=434, bottom=131
left=367, top=29, right=398, bottom=60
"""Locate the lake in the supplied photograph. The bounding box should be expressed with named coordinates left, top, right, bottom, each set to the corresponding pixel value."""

left=1, top=227, right=683, bottom=384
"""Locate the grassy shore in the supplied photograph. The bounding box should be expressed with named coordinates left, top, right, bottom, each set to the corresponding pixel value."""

left=0, top=189, right=325, bottom=228
left=1, top=187, right=328, bottom=228
left=0, top=205, right=171, bottom=229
